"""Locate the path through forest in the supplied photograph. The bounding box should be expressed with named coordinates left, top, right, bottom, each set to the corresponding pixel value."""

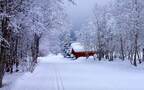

left=11, top=54, right=144, bottom=90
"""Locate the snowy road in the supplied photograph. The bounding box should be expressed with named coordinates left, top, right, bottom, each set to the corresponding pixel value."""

left=11, top=54, right=144, bottom=90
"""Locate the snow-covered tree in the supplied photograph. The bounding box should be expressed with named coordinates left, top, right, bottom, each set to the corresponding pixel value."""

left=0, top=0, right=74, bottom=87
left=112, top=0, right=144, bottom=66
left=78, top=0, right=144, bottom=66
left=39, top=0, right=73, bottom=56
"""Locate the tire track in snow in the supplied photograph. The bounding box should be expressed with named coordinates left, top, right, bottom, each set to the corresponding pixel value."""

left=53, top=64, right=65, bottom=90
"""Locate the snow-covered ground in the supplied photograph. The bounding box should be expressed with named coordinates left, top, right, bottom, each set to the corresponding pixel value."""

left=0, top=72, right=23, bottom=90
left=2, top=54, right=144, bottom=90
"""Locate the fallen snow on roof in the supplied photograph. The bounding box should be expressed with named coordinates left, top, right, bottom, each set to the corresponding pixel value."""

left=71, top=42, right=84, bottom=52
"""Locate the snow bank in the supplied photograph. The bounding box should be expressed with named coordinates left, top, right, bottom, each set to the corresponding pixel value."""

left=1, top=72, right=24, bottom=90
left=38, top=53, right=73, bottom=64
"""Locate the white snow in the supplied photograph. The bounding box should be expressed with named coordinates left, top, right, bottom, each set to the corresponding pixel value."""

left=71, top=42, right=85, bottom=52
left=4, top=54, right=144, bottom=90
left=0, top=72, right=23, bottom=90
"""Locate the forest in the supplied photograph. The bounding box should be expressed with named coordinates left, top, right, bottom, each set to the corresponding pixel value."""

left=78, top=0, right=144, bottom=66
left=0, top=0, right=144, bottom=90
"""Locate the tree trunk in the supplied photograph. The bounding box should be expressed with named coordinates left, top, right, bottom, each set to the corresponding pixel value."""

left=0, top=62, right=4, bottom=88
left=133, top=34, right=138, bottom=66
left=142, top=48, right=144, bottom=62
left=0, top=41, right=7, bottom=87
left=15, top=37, right=19, bottom=72
left=0, top=16, right=10, bottom=88
left=31, top=33, right=41, bottom=68
left=0, top=74, right=2, bottom=88
left=109, top=51, right=113, bottom=61
left=97, top=50, right=102, bottom=61
left=105, top=51, right=109, bottom=59
left=120, top=37, right=125, bottom=60
left=0, top=41, right=6, bottom=88
left=136, top=51, right=141, bottom=64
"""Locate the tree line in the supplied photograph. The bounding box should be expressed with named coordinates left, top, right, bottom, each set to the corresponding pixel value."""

left=0, top=0, right=74, bottom=88
left=78, top=0, right=144, bottom=66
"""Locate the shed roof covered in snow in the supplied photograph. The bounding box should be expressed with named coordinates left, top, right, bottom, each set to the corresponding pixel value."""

left=71, top=42, right=85, bottom=52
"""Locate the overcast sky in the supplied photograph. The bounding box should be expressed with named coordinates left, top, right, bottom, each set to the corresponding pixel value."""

left=65, top=0, right=111, bottom=30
